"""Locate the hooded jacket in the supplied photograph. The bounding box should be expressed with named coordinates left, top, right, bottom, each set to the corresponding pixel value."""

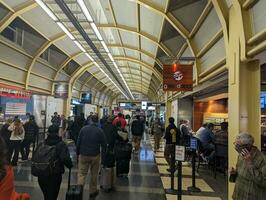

left=44, top=134, right=73, bottom=175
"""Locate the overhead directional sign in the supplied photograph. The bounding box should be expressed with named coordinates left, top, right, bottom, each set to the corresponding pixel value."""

left=163, top=64, right=193, bottom=91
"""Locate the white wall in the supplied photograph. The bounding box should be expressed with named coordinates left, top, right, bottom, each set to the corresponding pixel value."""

left=46, top=96, right=64, bottom=126
left=171, top=100, right=178, bottom=124
left=84, top=104, right=98, bottom=117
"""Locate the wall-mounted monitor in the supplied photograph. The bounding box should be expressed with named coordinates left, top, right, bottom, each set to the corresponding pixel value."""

left=81, top=93, right=92, bottom=104
left=261, top=97, right=265, bottom=109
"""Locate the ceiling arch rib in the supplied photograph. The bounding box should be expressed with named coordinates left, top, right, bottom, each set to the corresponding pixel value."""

left=25, top=33, right=67, bottom=89
left=95, top=24, right=173, bottom=57
left=53, top=51, right=83, bottom=81
left=107, top=44, right=163, bottom=68
left=0, top=0, right=37, bottom=32
left=113, top=56, right=162, bottom=81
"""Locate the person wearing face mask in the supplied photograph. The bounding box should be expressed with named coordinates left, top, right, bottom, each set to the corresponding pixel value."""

left=230, top=133, right=266, bottom=200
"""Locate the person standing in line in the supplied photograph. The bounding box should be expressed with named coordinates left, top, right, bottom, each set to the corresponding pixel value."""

left=151, top=118, right=163, bottom=152
left=85, top=112, right=94, bottom=126
left=230, top=133, right=266, bottom=200
left=0, top=118, right=12, bottom=148
left=8, top=118, right=25, bottom=166
left=21, top=115, right=39, bottom=160
left=131, top=115, right=144, bottom=153
left=113, top=113, right=127, bottom=129
left=164, top=117, right=181, bottom=172
left=77, top=115, right=106, bottom=198
left=51, top=112, right=61, bottom=127
left=36, top=125, right=73, bottom=200
left=70, top=116, right=83, bottom=145
left=60, top=115, right=68, bottom=138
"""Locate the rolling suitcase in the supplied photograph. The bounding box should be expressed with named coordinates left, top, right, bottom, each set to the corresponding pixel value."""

left=100, top=167, right=116, bottom=192
left=66, top=168, right=83, bottom=200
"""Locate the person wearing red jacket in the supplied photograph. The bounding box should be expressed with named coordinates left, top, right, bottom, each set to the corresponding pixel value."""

left=0, top=136, right=30, bottom=200
left=112, top=113, right=127, bottom=129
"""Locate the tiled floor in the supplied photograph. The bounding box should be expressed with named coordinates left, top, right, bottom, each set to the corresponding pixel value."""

left=14, top=136, right=166, bottom=200
left=13, top=134, right=227, bottom=200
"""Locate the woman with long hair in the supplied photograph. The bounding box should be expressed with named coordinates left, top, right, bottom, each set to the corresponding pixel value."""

left=8, top=118, right=25, bottom=166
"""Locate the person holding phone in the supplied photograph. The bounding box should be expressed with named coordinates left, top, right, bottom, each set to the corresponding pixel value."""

left=230, top=133, right=266, bottom=200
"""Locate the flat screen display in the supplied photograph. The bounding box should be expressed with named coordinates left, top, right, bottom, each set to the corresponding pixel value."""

left=261, top=97, right=265, bottom=109
left=81, top=93, right=92, bottom=104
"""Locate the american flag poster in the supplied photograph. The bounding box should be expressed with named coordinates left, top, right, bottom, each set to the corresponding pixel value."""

left=5, top=103, right=26, bottom=115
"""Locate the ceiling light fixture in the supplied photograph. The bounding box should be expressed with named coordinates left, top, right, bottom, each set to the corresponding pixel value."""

left=108, top=53, right=114, bottom=62
left=77, top=0, right=93, bottom=22
left=56, top=22, right=75, bottom=40
left=101, top=41, right=110, bottom=53
left=74, top=40, right=86, bottom=52
left=35, top=0, right=57, bottom=21
left=90, top=22, right=103, bottom=41
left=85, top=53, right=94, bottom=61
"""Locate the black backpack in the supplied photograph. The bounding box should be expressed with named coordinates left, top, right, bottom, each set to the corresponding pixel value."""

left=31, top=143, right=60, bottom=177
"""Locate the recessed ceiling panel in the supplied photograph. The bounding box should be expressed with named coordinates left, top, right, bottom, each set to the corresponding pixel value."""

left=141, top=37, right=157, bottom=56
left=140, top=6, right=163, bottom=38
left=54, top=37, right=80, bottom=55
left=2, top=0, right=27, bottom=9
left=120, top=30, right=138, bottom=48
left=171, top=0, right=208, bottom=31
left=111, top=0, right=137, bottom=28
left=22, top=7, right=62, bottom=39
left=74, top=54, right=90, bottom=66
left=125, top=49, right=139, bottom=59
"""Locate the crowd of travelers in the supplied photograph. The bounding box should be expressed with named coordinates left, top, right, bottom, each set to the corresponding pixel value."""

left=0, top=111, right=148, bottom=199
left=1, top=111, right=265, bottom=200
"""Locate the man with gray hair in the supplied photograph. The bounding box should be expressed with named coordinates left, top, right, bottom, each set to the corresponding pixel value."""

left=230, top=133, right=266, bottom=200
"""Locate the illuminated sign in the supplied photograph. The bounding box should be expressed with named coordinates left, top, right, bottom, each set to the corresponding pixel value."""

left=54, top=83, right=69, bottom=99
left=141, top=101, right=147, bottom=110
left=163, top=64, right=193, bottom=91
left=0, top=83, right=31, bottom=99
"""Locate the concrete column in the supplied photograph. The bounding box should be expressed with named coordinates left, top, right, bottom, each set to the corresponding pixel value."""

left=165, top=92, right=172, bottom=127
left=228, top=3, right=261, bottom=199
left=63, top=84, right=72, bottom=117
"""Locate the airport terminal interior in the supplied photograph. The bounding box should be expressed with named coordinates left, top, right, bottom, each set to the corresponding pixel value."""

left=0, top=0, right=266, bottom=200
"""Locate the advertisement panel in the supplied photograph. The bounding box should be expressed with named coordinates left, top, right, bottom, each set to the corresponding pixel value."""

left=0, top=83, right=31, bottom=99
left=163, top=64, right=193, bottom=91
left=54, top=83, right=69, bottom=99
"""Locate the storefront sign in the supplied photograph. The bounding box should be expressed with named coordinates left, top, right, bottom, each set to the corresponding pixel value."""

left=54, top=83, right=68, bottom=99
left=175, top=145, right=185, bottom=161
left=5, top=103, right=26, bottom=115
left=163, top=64, right=193, bottom=91
left=0, top=83, right=31, bottom=99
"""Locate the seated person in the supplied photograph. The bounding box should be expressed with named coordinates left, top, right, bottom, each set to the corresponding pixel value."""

left=214, top=122, right=228, bottom=145
left=197, top=123, right=215, bottom=162
left=180, top=120, right=192, bottom=146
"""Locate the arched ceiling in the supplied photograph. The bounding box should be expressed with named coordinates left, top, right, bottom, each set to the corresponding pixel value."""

left=0, top=0, right=212, bottom=101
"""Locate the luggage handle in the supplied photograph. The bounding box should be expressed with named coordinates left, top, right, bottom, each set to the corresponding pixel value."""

left=68, top=168, right=71, bottom=190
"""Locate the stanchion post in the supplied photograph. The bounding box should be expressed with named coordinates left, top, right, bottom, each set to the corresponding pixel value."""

left=187, top=137, right=201, bottom=193
left=165, top=144, right=178, bottom=194
left=177, top=161, right=182, bottom=200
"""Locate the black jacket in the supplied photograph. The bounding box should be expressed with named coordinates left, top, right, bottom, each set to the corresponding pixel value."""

left=102, top=122, right=117, bottom=150
left=164, top=123, right=181, bottom=145
left=45, top=134, right=73, bottom=174
left=77, top=123, right=106, bottom=156
left=24, top=121, right=39, bottom=141
left=0, top=124, right=11, bottom=144
left=131, top=119, right=144, bottom=136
